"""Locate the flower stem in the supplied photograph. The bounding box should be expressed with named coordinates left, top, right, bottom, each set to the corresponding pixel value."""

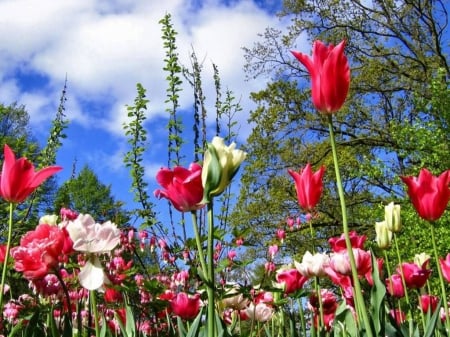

left=206, top=201, right=216, bottom=337
left=0, top=202, right=14, bottom=309
left=327, top=115, right=373, bottom=337
left=430, top=223, right=450, bottom=332
left=190, top=211, right=208, bottom=278
left=90, top=290, right=100, bottom=336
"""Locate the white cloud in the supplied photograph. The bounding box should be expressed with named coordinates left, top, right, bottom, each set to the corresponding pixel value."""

left=0, top=0, right=288, bottom=149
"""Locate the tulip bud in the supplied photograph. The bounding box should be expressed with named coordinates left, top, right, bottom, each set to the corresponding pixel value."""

left=385, top=202, right=401, bottom=232
left=375, top=221, right=392, bottom=249
left=202, top=137, right=246, bottom=202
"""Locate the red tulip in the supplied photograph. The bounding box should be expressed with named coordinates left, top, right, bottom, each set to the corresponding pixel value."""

left=10, top=224, right=66, bottom=280
left=329, top=248, right=372, bottom=276
left=401, top=168, right=450, bottom=222
left=154, top=163, right=205, bottom=212
left=0, top=144, right=62, bottom=203
left=397, top=262, right=431, bottom=289
left=419, top=294, right=440, bottom=313
left=276, top=268, right=308, bottom=294
left=170, top=292, right=201, bottom=320
left=288, top=163, right=325, bottom=211
left=292, top=40, right=350, bottom=114
left=328, top=231, right=367, bottom=252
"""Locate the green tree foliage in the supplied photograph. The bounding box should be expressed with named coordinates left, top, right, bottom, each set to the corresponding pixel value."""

left=54, top=165, right=129, bottom=224
left=231, top=0, right=449, bottom=260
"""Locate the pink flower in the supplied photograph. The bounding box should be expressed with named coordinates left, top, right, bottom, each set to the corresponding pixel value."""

left=329, top=248, right=371, bottom=276
left=11, top=224, right=66, bottom=280
left=328, top=231, right=366, bottom=252
left=397, top=262, right=432, bottom=289
left=0, top=144, right=62, bottom=203
left=170, top=292, right=201, bottom=320
left=386, top=274, right=405, bottom=298
left=276, top=229, right=286, bottom=243
left=154, top=163, right=205, bottom=212
left=276, top=268, right=308, bottom=294
left=288, top=164, right=325, bottom=211
left=291, top=40, right=350, bottom=114
left=439, top=253, right=450, bottom=283
left=401, top=168, right=450, bottom=222
left=268, top=245, right=278, bottom=259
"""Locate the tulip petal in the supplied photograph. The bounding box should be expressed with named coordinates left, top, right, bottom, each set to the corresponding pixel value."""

left=79, top=258, right=106, bottom=291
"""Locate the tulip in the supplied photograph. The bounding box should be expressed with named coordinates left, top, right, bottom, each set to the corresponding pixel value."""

left=414, top=253, right=431, bottom=269
left=385, top=202, right=401, bottom=232
left=275, top=267, right=308, bottom=294
left=401, top=168, right=450, bottom=222
left=419, top=294, right=440, bottom=313
left=291, top=40, right=350, bottom=114
left=390, top=309, right=406, bottom=325
left=328, top=231, right=366, bottom=252
left=386, top=274, right=405, bottom=298
left=245, top=302, right=274, bottom=322
left=170, top=292, right=201, bottom=320
left=201, top=137, right=246, bottom=201
left=397, top=262, right=432, bottom=289
left=154, top=163, right=205, bottom=212
left=439, top=253, right=450, bottom=283
left=288, top=163, right=325, bottom=211
left=375, top=220, right=392, bottom=249
left=0, top=144, right=62, bottom=203
left=294, top=251, right=330, bottom=278
left=329, top=248, right=372, bottom=276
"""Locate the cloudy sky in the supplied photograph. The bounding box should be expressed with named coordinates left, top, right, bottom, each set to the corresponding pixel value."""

left=0, top=0, right=299, bottom=219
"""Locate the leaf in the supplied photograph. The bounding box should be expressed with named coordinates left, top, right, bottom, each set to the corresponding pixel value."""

left=186, top=309, right=204, bottom=337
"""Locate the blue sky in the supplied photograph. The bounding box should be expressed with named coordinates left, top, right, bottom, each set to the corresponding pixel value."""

left=0, top=0, right=302, bottom=222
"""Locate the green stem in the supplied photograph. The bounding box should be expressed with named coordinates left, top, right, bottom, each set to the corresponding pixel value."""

left=90, top=289, right=100, bottom=336
left=430, top=223, right=450, bottom=332
left=297, top=299, right=306, bottom=337
left=393, top=233, right=411, bottom=314
left=207, top=201, right=216, bottom=337
left=0, top=203, right=14, bottom=309
left=327, top=115, right=373, bottom=337
left=190, top=211, right=208, bottom=278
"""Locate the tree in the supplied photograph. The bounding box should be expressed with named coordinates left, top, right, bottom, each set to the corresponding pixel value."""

left=231, top=0, right=449, bottom=260
left=54, top=165, right=129, bottom=224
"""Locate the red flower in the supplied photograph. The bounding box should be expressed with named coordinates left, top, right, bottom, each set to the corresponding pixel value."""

left=10, top=224, right=66, bottom=280
left=154, top=163, right=205, bottom=212
left=104, top=288, right=123, bottom=303
left=0, top=144, right=62, bottom=203
left=291, top=40, right=350, bottom=114
left=401, top=168, right=450, bottom=222
left=170, top=292, right=201, bottom=320
left=440, top=253, right=450, bottom=283
left=397, top=262, right=431, bottom=289
left=0, top=244, right=7, bottom=263
left=390, top=309, right=406, bottom=325
left=419, top=294, right=440, bottom=313
left=288, top=164, right=325, bottom=211
left=328, top=231, right=366, bottom=252
left=386, top=274, right=405, bottom=298
left=276, top=268, right=308, bottom=294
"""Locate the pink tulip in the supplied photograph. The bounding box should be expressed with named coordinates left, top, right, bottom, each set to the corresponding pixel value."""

left=386, top=274, right=405, bottom=298
left=0, top=144, right=62, bottom=203
left=276, top=268, right=308, bottom=294
left=397, top=262, right=431, bottom=289
left=154, top=163, right=205, bottom=212
left=329, top=248, right=371, bottom=276
left=440, top=253, right=450, bottom=283
left=288, top=163, right=325, bottom=211
left=401, top=168, right=450, bottom=222
left=170, top=292, right=201, bottom=320
left=292, top=40, right=350, bottom=114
